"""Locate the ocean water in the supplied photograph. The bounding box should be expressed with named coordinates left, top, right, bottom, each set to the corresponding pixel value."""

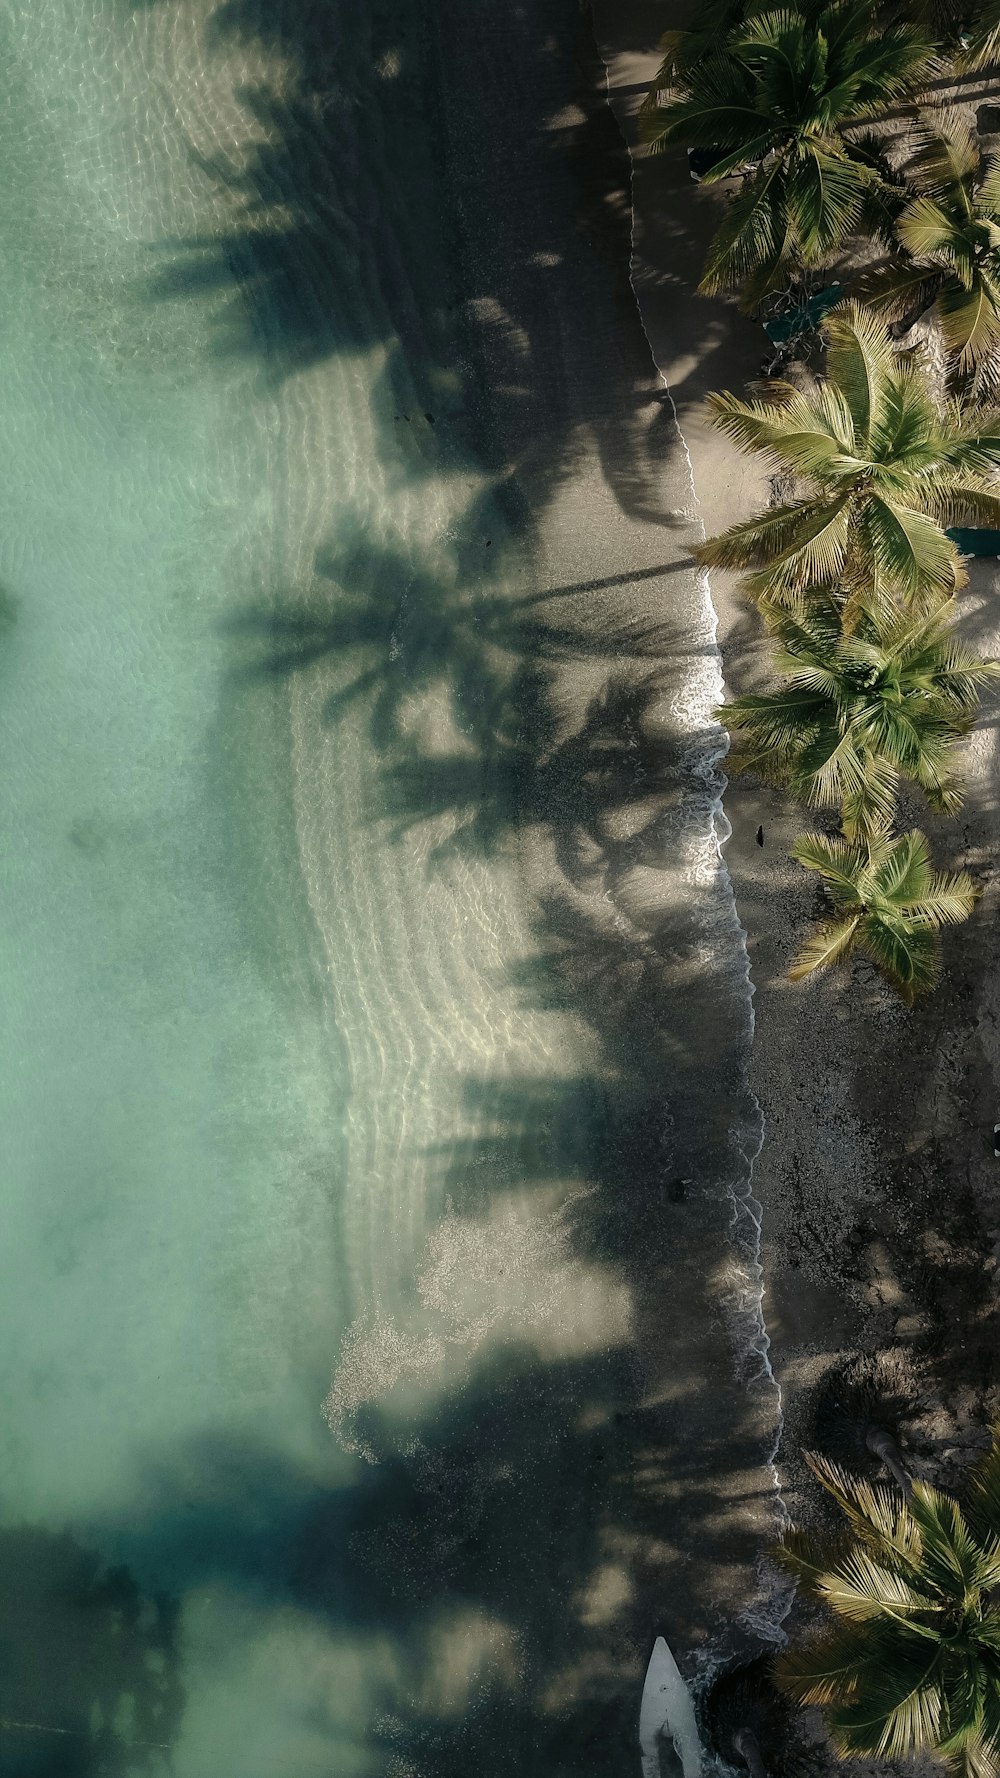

left=0, top=2, right=779, bottom=1774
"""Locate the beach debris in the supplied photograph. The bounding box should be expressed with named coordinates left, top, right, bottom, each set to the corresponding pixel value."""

left=993, top=1123, right=1000, bottom=1157
left=756, top=825, right=764, bottom=848
left=640, top=1636, right=703, bottom=1778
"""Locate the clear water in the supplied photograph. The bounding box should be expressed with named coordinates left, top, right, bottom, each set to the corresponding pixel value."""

left=0, top=2, right=778, bottom=1773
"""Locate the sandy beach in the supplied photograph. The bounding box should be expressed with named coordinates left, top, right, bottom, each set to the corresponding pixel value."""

left=597, top=0, right=1000, bottom=1574
left=8, top=1, right=1000, bottom=1771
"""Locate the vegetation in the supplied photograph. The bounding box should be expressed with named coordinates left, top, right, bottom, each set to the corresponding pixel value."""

left=698, top=303, right=1000, bottom=607
left=858, top=113, right=1000, bottom=395
left=788, top=827, right=977, bottom=998
left=639, top=6, right=1000, bottom=1773
left=776, top=1440, right=1000, bottom=1772
left=719, top=598, right=999, bottom=838
left=641, top=1, right=933, bottom=298
left=961, top=3, right=1000, bottom=70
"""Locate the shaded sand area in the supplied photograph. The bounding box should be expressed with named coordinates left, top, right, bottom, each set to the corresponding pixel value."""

left=598, top=0, right=1000, bottom=1562
left=0, top=1, right=789, bottom=1774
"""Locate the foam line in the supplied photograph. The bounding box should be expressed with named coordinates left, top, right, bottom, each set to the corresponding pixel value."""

left=591, top=17, right=792, bottom=1656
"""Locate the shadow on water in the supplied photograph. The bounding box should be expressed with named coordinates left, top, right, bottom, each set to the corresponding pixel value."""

left=0, top=1528, right=183, bottom=1775
left=91, top=0, right=778, bottom=1771
left=147, top=0, right=701, bottom=528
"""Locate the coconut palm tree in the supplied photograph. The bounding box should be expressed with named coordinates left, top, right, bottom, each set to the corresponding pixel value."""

left=641, top=0, right=756, bottom=97
left=697, top=304, right=1000, bottom=607
left=960, top=2, right=1000, bottom=71
left=775, top=1439, right=1000, bottom=1774
left=720, top=598, right=998, bottom=838
left=788, top=827, right=977, bottom=1001
left=640, top=2, right=933, bottom=298
left=856, top=114, right=1000, bottom=396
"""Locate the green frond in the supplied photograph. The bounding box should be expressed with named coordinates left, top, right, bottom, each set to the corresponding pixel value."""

left=898, top=193, right=971, bottom=262
left=699, top=159, right=796, bottom=299
left=964, top=1426, right=1000, bottom=1548
left=908, top=111, right=981, bottom=198
left=819, top=1546, right=942, bottom=1622
left=786, top=145, right=869, bottom=261
left=827, top=1661, right=944, bottom=1761
left=940, top=278, right=1000, bottom=376
left=907, top=1483, right=994, bottom=1600
left=858, top=915, right=941, bottom=1003
left=906, top=875, right=979, bottom=927
left=853, top=259, right=945, bottom=324
left=789, top=917, right=863, bottom=981
left=774, top=1620, right=885, bottom=1708
left=803, top=1450, right=918, bottom=1553
left=790, top=832, right=867, bottom=901
left=868, top=827, right=932, bottom=903
left=824, top=301, right=896, bottom=445
left=857, top=498, right=962, bottom=603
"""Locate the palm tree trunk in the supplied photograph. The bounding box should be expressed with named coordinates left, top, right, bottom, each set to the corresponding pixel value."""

left=864, top=1422, right=913, bottom=1495
left=887, top=272, right=946, bottom=340
left=733, top=1728, right=768, bottom=1778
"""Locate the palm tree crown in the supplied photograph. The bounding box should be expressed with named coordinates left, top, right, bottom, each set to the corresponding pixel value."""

left=788, top=826, right=977, bottom=1000
left=641, top=2, right=933, bottom=297
left=697, top=304, right=1000, bottom=606
left=776, top=1441, right=1000, bottom=1775
left=858, top=114, right=1000, bottom=395
left=720, top=598, right=998, bottom=837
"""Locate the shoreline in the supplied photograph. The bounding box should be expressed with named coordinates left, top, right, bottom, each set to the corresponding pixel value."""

left=596, top=0, right=1000, bottom=1611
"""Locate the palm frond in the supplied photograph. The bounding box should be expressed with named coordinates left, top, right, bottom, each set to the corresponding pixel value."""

left=790, top=917, right=863, bottom=981
left=824, top=301, right=896, bottom=445
left=858, top=915, right=941, bottom=1003
left=964, top=1426, right=1000, bottom=1548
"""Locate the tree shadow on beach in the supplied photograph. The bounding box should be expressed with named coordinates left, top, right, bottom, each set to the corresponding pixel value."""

left=177, top=0, right=789, bottom=1767
left=145, top=0, right=702, bottom=532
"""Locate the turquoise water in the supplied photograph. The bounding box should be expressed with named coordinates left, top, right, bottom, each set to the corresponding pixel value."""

left=0, top=2, right=776, bottom=1773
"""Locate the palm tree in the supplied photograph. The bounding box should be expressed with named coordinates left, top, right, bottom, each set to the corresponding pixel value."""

left=775, top=1439, right=1000, bottom=1774
left=697, top=304, right=1000, bottom=607
left=788, top=827, right=977, bottom=1001
left=960, top=3, right=1000, bottom=71
left=720, top=598, right=998, bottom=838
left=640, top=2, right=933, bottom=298
left=641, top=0, right=755, bottom=96
left=857, top=114, right=1000, bottom=396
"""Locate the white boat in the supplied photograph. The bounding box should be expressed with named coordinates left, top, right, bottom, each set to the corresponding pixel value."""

left=639, top=1635, right=703, bottom=1778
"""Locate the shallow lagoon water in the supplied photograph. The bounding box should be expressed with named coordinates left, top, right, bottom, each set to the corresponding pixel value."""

left=0, top=2, right=778, bottom=1772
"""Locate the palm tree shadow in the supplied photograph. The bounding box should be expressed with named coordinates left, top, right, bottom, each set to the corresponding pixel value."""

left=0, top=1526, right=184, bottom=1774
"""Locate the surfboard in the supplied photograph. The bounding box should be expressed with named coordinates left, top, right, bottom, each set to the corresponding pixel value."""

left=639, top=1635, right=703, bottom=1778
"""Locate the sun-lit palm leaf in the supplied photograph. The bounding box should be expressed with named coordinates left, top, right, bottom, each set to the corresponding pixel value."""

left=861, top=119, right=1000, bottom=391
left=909, top=110, right=982, bottom=198
left=941, top=280, right=1000, bottom=376
left=777, top=1441, right=1000, bottom=1768
left=819, top=1546, right=942, bottom=1621
left=858, top=497, right=962, bottom=603
left=790, top=831, right=867, bottom=898
left=825, top=301, right=896, bottom=444
left=701, top=303, right=1000, bottom=607
left=644, top=2, right=931, bottom=299
left=898, top=193, right=973, bottom=263
left=787, top=828, right=975, bottom=1000
left=787, top=146, right=870, bottom=258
